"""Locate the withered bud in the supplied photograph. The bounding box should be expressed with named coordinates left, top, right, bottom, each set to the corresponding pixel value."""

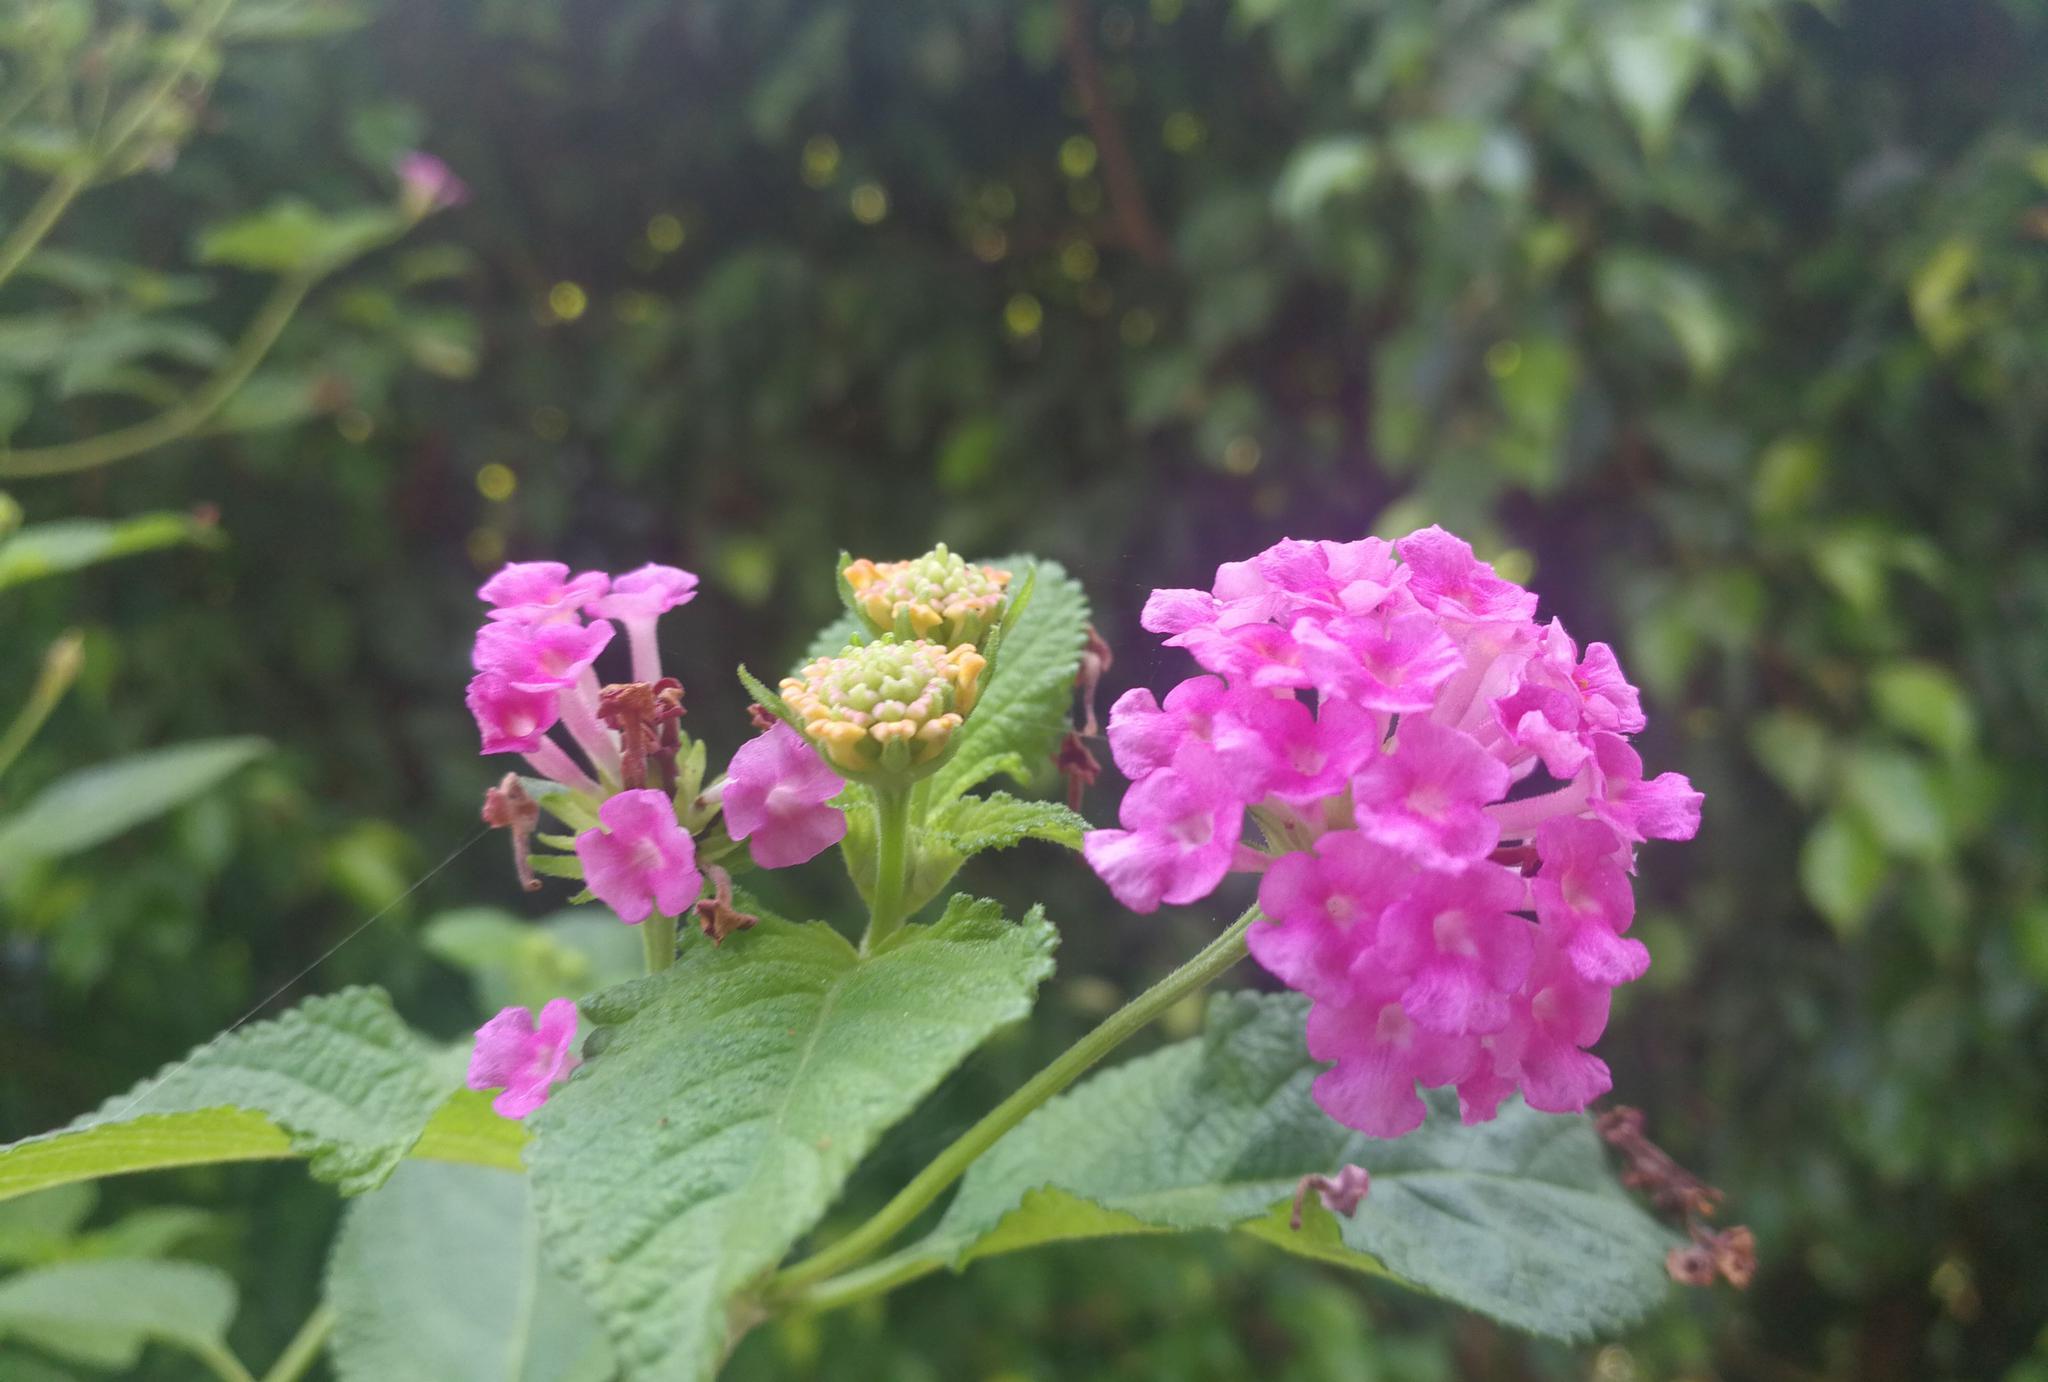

left=1056, top=730, right=1102, bottom=813
left=695, top=865, right=758, bottom=946
left=748, top=703, right=780, bottom=732
left=1075, top=623, right=1114, bottom=736
left=1289, top=1164, right=1371, bottom=1229
left=481, top=774, right=543, bottom=893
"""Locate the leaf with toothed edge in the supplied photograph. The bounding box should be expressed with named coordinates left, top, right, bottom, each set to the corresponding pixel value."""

left=0, top=989, right=523, bottom=1204
left=521, top=895, right=1058, bottom=1382
left=908, top=991, right=1675, bottom=1343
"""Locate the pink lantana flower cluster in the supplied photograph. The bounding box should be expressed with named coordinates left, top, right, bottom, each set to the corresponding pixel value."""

left=1084, top=528, right=1702, bottom=1139
left=460, top=559, right=851, bottom=1117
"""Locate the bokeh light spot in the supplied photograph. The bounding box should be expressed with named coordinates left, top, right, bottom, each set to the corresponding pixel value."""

left=475, top=463, right=517, bottom=501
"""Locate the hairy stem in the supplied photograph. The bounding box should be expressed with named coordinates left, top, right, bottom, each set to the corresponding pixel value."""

left=192, top=1342, right=257, bottom=1382
left=0, top=268, right=318, bottom=478
left=771, top=904, right=1259, bottom=1297
left=642, top=912, right=678, bottom=973
left=861, top=784, right=914, bottom=953
left=259, top=1303, right=336, bottom=1382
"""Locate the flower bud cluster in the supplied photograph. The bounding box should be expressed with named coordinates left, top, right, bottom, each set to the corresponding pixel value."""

left=781, top=636, right=986, bottom=777
left=844, top=544, right=1011, bottom=646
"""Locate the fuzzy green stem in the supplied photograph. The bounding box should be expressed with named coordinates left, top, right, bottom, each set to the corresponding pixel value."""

left=861, top=784, right=914, bottom=953
left=642, top=912, right=678, bottom=973
left=0, top=268, right=318, bottom=478
left=260, top=1303, right=335, bottom=1382
left=785, top=1243, right=946, bottom=1315
left=771, top=904, right=1259, bottom=1298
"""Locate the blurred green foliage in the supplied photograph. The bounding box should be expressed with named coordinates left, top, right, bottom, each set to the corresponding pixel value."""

left=3, top=0, right=2046, bottom=1377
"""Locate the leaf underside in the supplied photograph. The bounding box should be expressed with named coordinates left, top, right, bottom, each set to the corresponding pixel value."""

left=923, top=991, right=1675, bottom=1343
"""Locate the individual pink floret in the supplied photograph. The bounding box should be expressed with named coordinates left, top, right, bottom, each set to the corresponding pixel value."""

left=473, top=618, right=614, bottom=692
left=1250, top=830, right=1408, bottom=1003
left=1351, top=719, right=1509, bottom=868
left=1081, top=745, right=1246, bottom=914
left=1394, top=525, right=1539, bottom=623
left=591, top=563, right=699, bottom=684
left=575, top=788, right=702, bottom=924
left=478, top=562, right=609, bottom=623
left=465, top=671, right=559, bottom=754
left=722, top=722, right=848, bottom=869
left=1306, top=982, right=1480, bottom=1139
left=1370, top=862, right=1532, bottom=1037
left=466, top=998, right=579, bottom=1119
left=1532, top=817, right=1647, bottom=985
left=1588, top=733, right=1704, bottom=843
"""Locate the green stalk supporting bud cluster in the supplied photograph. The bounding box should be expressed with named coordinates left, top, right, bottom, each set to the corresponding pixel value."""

left=843, top=543, right=1012, bottom=647
left=780, top=635, right=986, bottom=783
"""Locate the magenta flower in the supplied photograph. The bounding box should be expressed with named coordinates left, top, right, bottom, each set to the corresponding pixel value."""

left=575, top=788, right=702, bottom=924
left=466, top=998, right=579, bottom=1119
left=591, top=563, right=699, bottom=684
left=1352, top=719, right=1509, bottom=869
left=1081, top=744, right=1246, bottom=914
left=396, top=152, right=470, bottom=217
left=479, top=561, right=609, bottom=623
left=473, top=618, right=614, bottom=692
left=722, top=722, right=848, bottom=869
left=1087, top=526, right=1700, bottom=1138
left=465, top=672, right=559, bottom=754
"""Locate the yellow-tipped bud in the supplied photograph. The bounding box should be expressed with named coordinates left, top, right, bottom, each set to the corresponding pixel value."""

left=843, top=543, right=1011, bottom=647
left=780, top=636, right=985, bottom=779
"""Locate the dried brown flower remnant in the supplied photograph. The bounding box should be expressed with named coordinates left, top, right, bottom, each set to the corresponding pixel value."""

left=480, top=773, right=542, bottom=892
left=1056, top=730, right=1102, bottom=812
left=694, top=865, right=758, bottom=946
left=599, top=677, right=684, bottom=790
left=1598, top=1105, right=1754, bottom=1290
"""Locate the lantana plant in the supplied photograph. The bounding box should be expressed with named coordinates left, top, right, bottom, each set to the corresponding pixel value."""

left=0, top=534, right=1714, bottom=1382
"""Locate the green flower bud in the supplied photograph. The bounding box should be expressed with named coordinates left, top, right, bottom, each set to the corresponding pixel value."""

left=780, top=636, right=987, bottom=779
left=843, top=544, right=1011, bottom=647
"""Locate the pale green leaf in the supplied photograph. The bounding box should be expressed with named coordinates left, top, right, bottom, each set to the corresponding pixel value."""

left=1275, top=136, right=1378, bottom=221
left=1871, top=661, right=1975, bottom=759
left=524, top=896, right=1058, bottom=1381
left=424, top=907, right=645, bottom=1014
left=920, top=992, right=1673, bottom=1342
left=0, top=991, right=524, bottom=1204
left=0, top=511, right=220, bottom=591
left=0, top=1258, right=236, bottom=1371
left=328, top=1162, right=614, bottom=1382
left=0, top=737, right=267, bottom=876
left=1800, top=810, right=1888, bottom=937
left=196, top=200, right=405, bottom=273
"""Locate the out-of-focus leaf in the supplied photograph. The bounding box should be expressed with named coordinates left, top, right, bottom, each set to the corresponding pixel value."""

left=0, top=511, right=221, bottom=591
left=1800, top=810, right=1889, bottom=937
left=0, top=738, right=267, bottom=872
left=328, top=1162, right=614, bottom=1382
left=1871, top=661, right=1976, bottom=758
left=0, top=1258, right=237, bottom=1371
left=196, top=200, right=406, bottom=273
left=1275, top=137, right=1378, bottom=221
left=423, top=906, right=645, bottom=1014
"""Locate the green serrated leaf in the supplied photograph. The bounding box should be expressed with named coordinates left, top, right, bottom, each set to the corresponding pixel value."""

left=0, top=737, right=266, bottom=878
left=328, top=1162, right=614, bottom=1382
left=524, top=896, right=1058, bottom=1381
left=0, top=991, right=524, bottom=1204
left=0, top=1258, right=237, bottom=1371
left=893, top=791, right=1090, bottom=917
left=196, top=200, right=406, bottom=273
left=926, top=556, right=1088, bottom=804
left=917, top=991, right=1673, bottom=1342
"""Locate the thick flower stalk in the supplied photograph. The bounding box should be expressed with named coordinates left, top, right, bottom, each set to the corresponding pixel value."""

left=780, top=636, right=986, bottom=780
left=1084, top=527, right=1702, bottom=1139
left=844, top=543, right=1011, bottom=646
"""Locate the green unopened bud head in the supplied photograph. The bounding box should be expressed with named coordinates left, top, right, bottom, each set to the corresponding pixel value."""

left=843, top=543, right=1011, bottom=646
left=780, top=636, right=987, bottom=779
